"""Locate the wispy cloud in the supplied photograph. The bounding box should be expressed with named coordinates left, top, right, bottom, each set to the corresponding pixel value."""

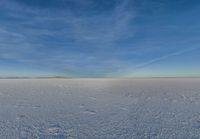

left=116, top=46, right=200, bottom=77
left=134, top=47, right=199, bottom=69
left=0, top=0, right=200, bottom=77
left=0, top=0, right=137, bottom=76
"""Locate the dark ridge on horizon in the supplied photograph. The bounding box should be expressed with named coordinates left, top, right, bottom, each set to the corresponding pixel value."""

left=0, top=76, right=200, bottom=79
left=0, top=76, right=70, bottom=79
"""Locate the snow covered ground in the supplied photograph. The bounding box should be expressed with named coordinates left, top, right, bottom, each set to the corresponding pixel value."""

left=0, top=78, right=200, bottom=139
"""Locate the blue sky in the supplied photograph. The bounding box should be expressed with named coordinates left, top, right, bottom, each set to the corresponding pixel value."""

left=0, top=0, right=200, bottom=77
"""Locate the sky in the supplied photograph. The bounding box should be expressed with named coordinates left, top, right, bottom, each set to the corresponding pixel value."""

left=0, top=0, right=200, bottom=77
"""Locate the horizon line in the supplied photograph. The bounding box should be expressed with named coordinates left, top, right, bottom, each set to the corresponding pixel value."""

left=0, top=76, right=200, bottom=79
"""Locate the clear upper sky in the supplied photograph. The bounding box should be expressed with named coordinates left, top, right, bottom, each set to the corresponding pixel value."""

left=0, top=0, right=200, bottom=77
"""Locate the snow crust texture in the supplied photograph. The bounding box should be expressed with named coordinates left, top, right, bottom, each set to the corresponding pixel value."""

left=0, top=78, right=200, bottom=139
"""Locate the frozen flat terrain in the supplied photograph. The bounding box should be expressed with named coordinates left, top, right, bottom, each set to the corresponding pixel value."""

left=1, top=78, right=200, bottom=139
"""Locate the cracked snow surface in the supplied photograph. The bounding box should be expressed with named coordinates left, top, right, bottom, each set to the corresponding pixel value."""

left=0, top=78, right=200, bottom=138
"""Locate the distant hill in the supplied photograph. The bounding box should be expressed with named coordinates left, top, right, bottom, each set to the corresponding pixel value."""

left=0, top=76, right=71, bottom=79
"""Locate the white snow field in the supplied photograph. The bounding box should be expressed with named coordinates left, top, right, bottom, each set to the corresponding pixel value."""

left=0, top=78, right=200, bottom=139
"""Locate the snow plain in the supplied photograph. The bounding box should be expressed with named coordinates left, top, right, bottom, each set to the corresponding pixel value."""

left=0, top=78, right=200, bottom=139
